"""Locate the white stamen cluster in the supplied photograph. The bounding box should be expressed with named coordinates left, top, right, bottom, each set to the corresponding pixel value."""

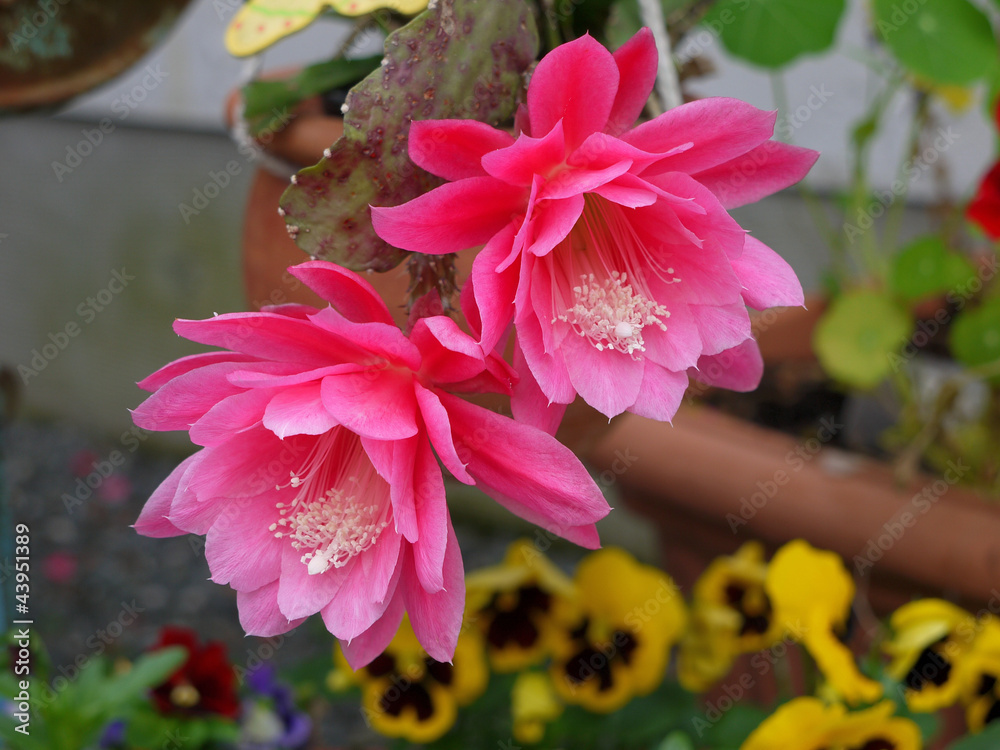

left=270, top=474, right=389, bottom=576
left=559, top=271, right=669, bottom=357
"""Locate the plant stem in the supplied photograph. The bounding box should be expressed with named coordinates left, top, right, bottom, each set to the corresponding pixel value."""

left=638, top=0, right=683, bottom=110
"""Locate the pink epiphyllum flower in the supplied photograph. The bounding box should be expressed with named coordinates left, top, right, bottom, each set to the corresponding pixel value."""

left=372, top=29, right=818, bottom=427
left=132, top=261, right=609, bottom=668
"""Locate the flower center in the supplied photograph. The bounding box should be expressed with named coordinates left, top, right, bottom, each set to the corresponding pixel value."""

left=549, top=195, right=680, bottom=359
left=558, top=271, right=669, bottom=356
left=270, top=430, right=390, bottom=575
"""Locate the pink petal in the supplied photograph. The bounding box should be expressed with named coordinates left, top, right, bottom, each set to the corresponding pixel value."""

left=227, top=363, right=363, bottom=389
left=692, top=141, right=819, bottom=209
left=413, top=384, right=473, bottom=484
left=363, top=437, right=423, bottom=546
left=320, top=369, right=418, bottom=441
left=511, top=337, right=567, bottom=436
left=690, top=338, right=764, bottom=392
left=206, top=496, right=284, bottom=591
left=528, top=34, right=619, bottom=150
left=525, top=194, right=584, bottom=258
left=409, top=316, right=490, bottom=387
left=322, top=544, right=403, bottom=640
left=408, top=119, right=516, bottom=181
left=439, top=392, right=609, bottom=547
left=189, top=388, right=275, bottom=447
left=541, top=162, right=633, bottom=203
left=515, top=306, right=577, bottom=404
left=607, top=28, right=658, bottom=135
left=187, top=428, right=297, bottom=500
left=628, top=362, right=688, bottom=422
left=138, top=351, right=258, bottom=392
left=640, top=303, right=703, bottom=372
left=469, top=223, right=520, bottom=353
left=338, top=587, right=405, bottom=669
left=482, top=121, right=567, bottom=185
left=277, top=543, right=349, bottom=620
left=134, top=455, right=197, bottom=538
left=371, top=177, right=527, bottom=255
left=403, top=518, right=465, bottom=663
left=308, top=307, right=420, bottom=371
left=562, top=332, right=645, bottom=418
left=288, top=261, right=395, bottom=325
left=168, top=493, right=227, bottom=536
left=238, top=580, right=305, bottom=637
left=626, top=97, right=777, bottom=175
left=689, top=302, right=753, bottom=356
left=132, top=361, right=251, bottom=432
left=730, top=236, right=804, bottom=310
left=263, top=382, right=339, bottom=438
left=410, top=435, right=449, bottom=592
left=174, top=313, right=364, bottom=368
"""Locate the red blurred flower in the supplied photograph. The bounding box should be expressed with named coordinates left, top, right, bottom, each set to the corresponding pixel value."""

left=967, top=98, right=1000, bottom=239
left=968, top=162, right=1000, bottom=240
left=149, top=626, right=240, bottom=719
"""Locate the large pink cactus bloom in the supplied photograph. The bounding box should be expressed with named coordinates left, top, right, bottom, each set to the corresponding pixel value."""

left=132, top=261, right=609, bottom=667
left=372, top=30, right=818, bottom=426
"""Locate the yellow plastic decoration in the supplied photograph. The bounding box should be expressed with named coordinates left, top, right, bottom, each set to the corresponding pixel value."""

left=225, top=0, right=430, bottom=57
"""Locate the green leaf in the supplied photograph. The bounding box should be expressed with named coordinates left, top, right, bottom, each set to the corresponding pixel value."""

left=242, top=55, right=383, bottom=138
left=889, top=235, right=978, bottom=302
left=947, top=720, right=1000, bottom=748
left=697, top=703, right=771, bottom=748
left=951, top=298, right=1000, bottom=371
left=87, top=647, right=187, bottom=716
left=280, top=0, right=539, bottom=272
left=872, top=0, right=998, bottom=86
left=703, top=0, right=847, bottom=68
left=813, top=289, right=912, bottom=389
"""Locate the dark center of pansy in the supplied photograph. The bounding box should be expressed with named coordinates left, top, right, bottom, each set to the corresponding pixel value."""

left=379, top=682, right=435, bottom=721
left=723, top=583, right=773, bottom=637
left=373, top=654, right=455, bottom=724
left=563, top=629, right=639, bottom=693
left=903, top=638, right=952, bottom=692
left=485, top=585, right=553, bottom=651
left=985, top=698, right=1000, bottom=725
left=977, top=673, right=998, bottom=696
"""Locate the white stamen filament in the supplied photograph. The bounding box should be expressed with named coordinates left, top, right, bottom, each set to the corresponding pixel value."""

left=269, top=430, right=390, bottom=575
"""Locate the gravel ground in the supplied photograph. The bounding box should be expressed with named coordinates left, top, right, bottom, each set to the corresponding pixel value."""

left=2, top=417, right=568, bottom=746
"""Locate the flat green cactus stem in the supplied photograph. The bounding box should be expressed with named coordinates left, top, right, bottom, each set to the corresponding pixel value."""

left=279, top=0, right=539, bottom=273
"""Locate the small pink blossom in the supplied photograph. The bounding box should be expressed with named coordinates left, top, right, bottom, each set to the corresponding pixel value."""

left=133, top=262, right=609, bottom=667
left=372, top=30, right=817, bottom=426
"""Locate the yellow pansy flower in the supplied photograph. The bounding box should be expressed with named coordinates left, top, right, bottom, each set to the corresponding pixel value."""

left=549, top=548, right=686, bottom=713
left=766, top=540, right=882, bottom=705
left=741, top=697, right=922, bottom=750
left=958, top=615, right=1000, bottom=732
left=678, top=541, right=784, bottom=692
left=332, top=616, right=488, bottom=743
left=884, top=599, right=978, bottom=712
left=511, top=671, right=563, bottom=744
left=466, top=538, right=577, bottom=673
left=226, top=0, right=430, bottom=57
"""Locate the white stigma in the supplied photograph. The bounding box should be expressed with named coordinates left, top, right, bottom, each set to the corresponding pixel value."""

left=559, top=271, right=669, bottom=357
